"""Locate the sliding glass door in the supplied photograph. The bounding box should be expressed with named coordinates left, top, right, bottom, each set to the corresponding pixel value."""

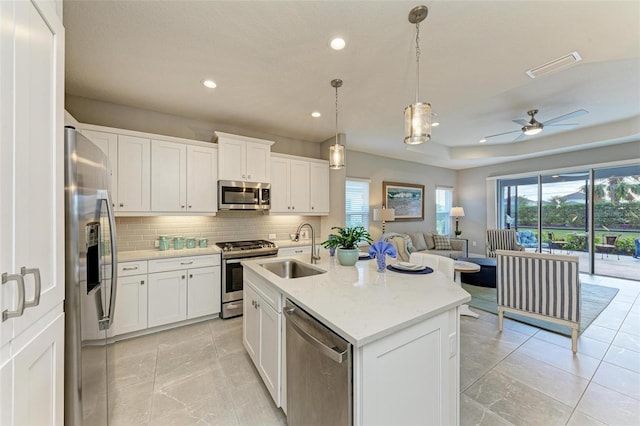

left=498, top=164, right=639, bottom=281
left=540, top=172, right=589, bottom=273
left=593, top=165, right=640, bottom=278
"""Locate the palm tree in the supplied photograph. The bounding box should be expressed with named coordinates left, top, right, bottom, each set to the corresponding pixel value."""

left=606, top=176, right=640, bottom=203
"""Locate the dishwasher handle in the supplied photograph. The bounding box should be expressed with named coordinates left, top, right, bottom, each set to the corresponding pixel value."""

left=284, top=303, right=349, bottom=364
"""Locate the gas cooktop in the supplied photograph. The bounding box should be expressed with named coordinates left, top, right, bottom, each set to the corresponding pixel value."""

left=215, top=239, right=278, bottom=258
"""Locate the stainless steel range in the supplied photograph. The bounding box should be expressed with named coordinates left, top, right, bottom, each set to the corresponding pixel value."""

left=216, top=239, right=278, bottom=318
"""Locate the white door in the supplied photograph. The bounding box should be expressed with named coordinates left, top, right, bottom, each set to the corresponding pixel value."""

left=310, top=162, right=330, bottom=214
left=245, top=142, right=270, bottom=182
left=270, top=157, right=290, bottom=213
left=186, top=266, right=220, bottom=319
left=117, top=135, right=150, bottom=212
left=217, top=138, right=245, bottom=181
left=289, top=160, right=310, bottom=213
left=0, top=0, right=64, bottom=343
left=82, top=130, right=118, bottom=208
left=148, top=271, right=187, bottom=327
left=151, top=140, right=186, bottom=212
left=242, top=284, right=260, bottom=361
left=110, top=275, right=148, bottom=336
left=186, top=145, right=217, bottom=212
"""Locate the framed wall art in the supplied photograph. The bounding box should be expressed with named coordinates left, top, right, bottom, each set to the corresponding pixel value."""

left=383, top=181, right=424, bottom=221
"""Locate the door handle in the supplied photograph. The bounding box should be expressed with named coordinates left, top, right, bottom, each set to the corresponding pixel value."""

left=122, top=266, right=139, bottom=271
left=21, top=267, right=41, bottom=308
left=2, top=273, right=25, bottom=321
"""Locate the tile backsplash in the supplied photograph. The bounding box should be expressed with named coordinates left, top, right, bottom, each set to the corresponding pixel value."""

left=115, top=212, right=321, bottom=251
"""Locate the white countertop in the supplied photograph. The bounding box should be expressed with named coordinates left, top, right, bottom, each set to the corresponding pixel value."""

left=118, top=246, right=222, bottom=262
left=242, top=251, right=471, bottom=347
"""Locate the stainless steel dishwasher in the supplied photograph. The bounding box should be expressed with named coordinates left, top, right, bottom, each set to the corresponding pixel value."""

left=284, top=299, right=352, bottom=426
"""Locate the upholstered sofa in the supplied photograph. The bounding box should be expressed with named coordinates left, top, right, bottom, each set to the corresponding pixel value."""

left=383, top=232, right=466, bottom=262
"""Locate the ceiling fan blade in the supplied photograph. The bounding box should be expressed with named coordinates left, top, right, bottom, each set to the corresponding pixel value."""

left=512, top=132, right=526, bottom=142
left=543, top=109, right=589, bottom=125
left=512, top=119, right=529, bottom=126
left=484, top=129, right=521, bottom=139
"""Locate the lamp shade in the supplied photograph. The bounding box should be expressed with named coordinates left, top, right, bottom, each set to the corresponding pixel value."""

left=450, top=207, right=465, bottom=217
left=373, top=207, right=395, bottom=222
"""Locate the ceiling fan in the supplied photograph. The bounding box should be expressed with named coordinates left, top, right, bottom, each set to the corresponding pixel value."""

left=483, top=108, right=589, bottom=142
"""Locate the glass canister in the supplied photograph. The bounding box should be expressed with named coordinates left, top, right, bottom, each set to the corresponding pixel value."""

left=173, top=236, right=185, bottom=250
left=186, top=237, right=196, bottom=249
left=198, top=238, right=208, bottom=248
left=159, top=235, right=170, bottom=251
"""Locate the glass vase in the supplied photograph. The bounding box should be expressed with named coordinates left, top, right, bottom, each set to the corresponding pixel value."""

left=376, top=255, right=386, bottom=272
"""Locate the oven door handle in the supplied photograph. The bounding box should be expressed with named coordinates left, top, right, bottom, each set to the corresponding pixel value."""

left=225, top=259, right=244, bottom=264
left=224, top=254, right=277, bottom=264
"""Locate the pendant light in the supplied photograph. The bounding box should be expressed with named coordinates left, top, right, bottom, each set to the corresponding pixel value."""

left=329, top=78, right=345, bottom=170
left=404, top=5, right=431, bottom=145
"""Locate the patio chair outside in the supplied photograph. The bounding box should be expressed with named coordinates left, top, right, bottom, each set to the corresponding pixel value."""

left=595, top=234, right=620, bottom=260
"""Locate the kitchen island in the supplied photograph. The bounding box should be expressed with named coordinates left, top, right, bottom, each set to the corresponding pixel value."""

left=242, top=253, right=470, bottom=425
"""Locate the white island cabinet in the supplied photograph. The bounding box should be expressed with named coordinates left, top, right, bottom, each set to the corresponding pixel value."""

left=242, top=255, right=470, bottom=425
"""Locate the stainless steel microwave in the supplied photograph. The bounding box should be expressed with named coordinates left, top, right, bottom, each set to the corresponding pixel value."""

left=218, top=180, right=271, bottom=210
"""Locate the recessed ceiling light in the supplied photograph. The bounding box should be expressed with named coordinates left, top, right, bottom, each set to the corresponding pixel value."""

left=479, top=138, right=487, bottom=143
left=311, top=111, right=321, bottom=118
left=432, top=122, right=440, bottom=127
left=202, top=79, right=217, bottom=89
left=330, top=37, right=346, bottom=50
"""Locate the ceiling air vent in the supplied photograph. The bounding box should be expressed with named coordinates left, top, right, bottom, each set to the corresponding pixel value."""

left=526, top=51, right=582, bottom=79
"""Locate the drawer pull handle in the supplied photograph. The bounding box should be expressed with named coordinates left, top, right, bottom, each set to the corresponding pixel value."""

left=2, top=273, right=25, bottom=321
left=122, top=266, right=139, bottom=271
left=21, top=267, right=41, bottom=309
left=140, top=280, right=145, bottom=285
left=180, top=261, right=194, bottom=265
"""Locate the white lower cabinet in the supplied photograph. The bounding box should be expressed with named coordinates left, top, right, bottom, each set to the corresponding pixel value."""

left=111, top=274, right=148, bottom=335
left=147, top=255, right=221, bottom=328
left=148, top=270, right=188, bottom=327
left=243, top=270, right=282, bottom=406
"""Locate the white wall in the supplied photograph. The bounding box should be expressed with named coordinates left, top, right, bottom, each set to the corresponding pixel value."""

left=347, top=150, right=458, bottom=241
left=458, top=140, right=640, bottom=256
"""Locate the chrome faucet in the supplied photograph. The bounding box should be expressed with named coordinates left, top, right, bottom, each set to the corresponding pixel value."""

left=296, top=223, right=321, bottom=264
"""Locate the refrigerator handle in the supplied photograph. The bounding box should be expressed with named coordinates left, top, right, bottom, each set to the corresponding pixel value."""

left=97, top=190, right=118, bottom=330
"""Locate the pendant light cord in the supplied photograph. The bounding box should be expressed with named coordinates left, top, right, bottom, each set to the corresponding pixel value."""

left=335, top=84, right=339, bottom=146
left=415, top=22, right=421, bottom=104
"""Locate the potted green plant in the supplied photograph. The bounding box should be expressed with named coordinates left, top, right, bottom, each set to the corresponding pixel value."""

left=322, top=226, right=373, bottom=266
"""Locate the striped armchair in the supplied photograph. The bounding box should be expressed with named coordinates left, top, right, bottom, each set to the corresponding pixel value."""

left=486, top=229, right=525, bottom=258
left=496, top=250, right=581, bottom=352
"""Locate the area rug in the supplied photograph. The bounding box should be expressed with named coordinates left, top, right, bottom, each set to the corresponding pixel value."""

left=462, top=282, right=619, bottom=336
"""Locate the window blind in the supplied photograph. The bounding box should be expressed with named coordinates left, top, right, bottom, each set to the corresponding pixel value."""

left=346, top=180, right=370, bottom=229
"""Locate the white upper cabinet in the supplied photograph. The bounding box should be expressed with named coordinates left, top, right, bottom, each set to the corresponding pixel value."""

left=82, top=129, right=118, bottom=207
left=270, top=154, right=328, bottom=215
left=151, top=140, right=187, bottom=212
left=186, top=145, right=217, bottom=212
left=217, top=132, right=273, bottom=183
left=151, top=140, right=218, bottom=213
left=117, top=135, right=151, bottom=212
left=309, top=161, right=330, bottom=214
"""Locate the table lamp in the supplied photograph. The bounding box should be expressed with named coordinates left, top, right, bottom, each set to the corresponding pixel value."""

left=373, top=207, right=395, bottom=235
left=450, top=206, right=465, bottom=236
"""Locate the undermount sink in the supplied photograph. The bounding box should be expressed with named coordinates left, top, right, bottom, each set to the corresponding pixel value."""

left=260, top=260, right=326, bottom=279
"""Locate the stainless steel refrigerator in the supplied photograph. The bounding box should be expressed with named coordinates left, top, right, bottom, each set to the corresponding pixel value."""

left=64, top=126, right=118, bottom=425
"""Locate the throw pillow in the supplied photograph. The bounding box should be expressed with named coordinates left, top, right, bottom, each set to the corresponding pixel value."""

left=403, top=234, right=415, bottom=254
left=433, top=234, right=452, bottom=250
left=409, top=232, right=428, bottom=251
left=423, top=233, right=436, bottom=249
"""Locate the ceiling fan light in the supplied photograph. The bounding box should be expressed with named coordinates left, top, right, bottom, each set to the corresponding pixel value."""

left=404, top=102, right=432, bottom=145
left=523, top=126, right=542, bottom=136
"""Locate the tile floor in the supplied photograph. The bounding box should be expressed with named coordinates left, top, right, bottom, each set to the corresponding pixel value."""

left=108, top=273, right=639, bottom=425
